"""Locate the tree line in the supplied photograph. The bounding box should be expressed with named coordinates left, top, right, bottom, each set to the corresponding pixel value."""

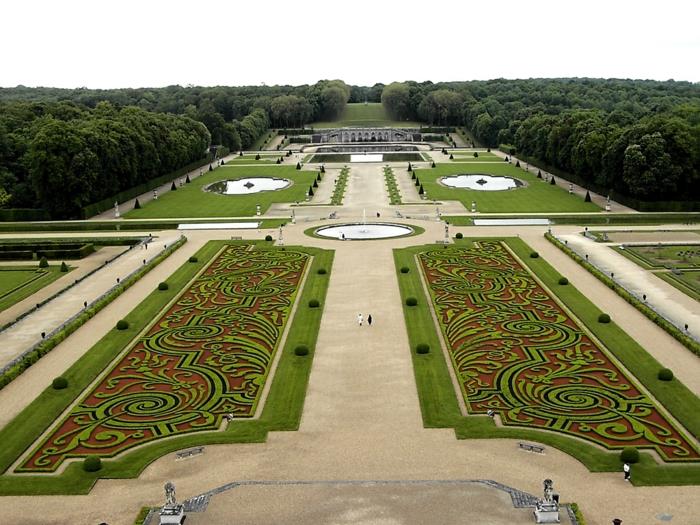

left=381, top=79, right=699, bottom=202
left=0, top=80, right=353, bottom=153
left=0, top=101, right=210, bottom=218
left=2, top=78, right=697, bottom=204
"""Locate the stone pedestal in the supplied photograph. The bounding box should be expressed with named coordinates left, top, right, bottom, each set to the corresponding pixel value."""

left=533, top=502, right=560, bottom=523
left=159, top=504, right=186, bottom=524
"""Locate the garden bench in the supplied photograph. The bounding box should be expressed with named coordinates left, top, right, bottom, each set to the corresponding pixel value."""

left=518, top=442, right=545, bottom=454
left=230, top=236, right=242, bottom=240
left=175, top=446, right=204, bottom=459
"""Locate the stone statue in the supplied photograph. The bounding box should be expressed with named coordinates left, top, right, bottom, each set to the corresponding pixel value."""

left=164, top=481, right=176, bottom=506
left=543, top=479, right=553, bottom=503
left=534, top=479, right=559, bottom=523
left=159, top=481, right=185, bottom=524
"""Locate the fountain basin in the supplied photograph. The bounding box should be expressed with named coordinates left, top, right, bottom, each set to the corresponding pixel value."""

left=440, top=174, right=523, bottom=191
left=315, top=223, right=414, bottom=240
left=205, top=178, right=291, bottom=195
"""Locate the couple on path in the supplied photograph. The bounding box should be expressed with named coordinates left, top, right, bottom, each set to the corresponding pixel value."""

left=357, top=313, right=372, bottom=326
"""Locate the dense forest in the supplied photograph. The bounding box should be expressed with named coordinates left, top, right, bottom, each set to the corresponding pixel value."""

left=1, top=78, right=698, bottom=214
left=380, top=79, right=700, bottom=204
left=0, top=101, right=210, bottom=217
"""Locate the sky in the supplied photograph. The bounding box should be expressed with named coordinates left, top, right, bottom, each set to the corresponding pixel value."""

left=1, top=0, right=699, bottom=89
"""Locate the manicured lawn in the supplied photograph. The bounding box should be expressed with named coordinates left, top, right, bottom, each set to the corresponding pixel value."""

left=446, top=214, right=700, bottom=226
left=394, top=238, right=700, bottom=484
left=444, top=151, right=501, bottom=162
left=0, top=241, right=333, bottom=493
left=312, top=103, right=423, bottom=128
left=615, top=244, right=700, bottom=269
left=613, top=244, right=700, bottom=300
left=125, top=165, right=319, bottom=219
left=657, top=270, right=700, bottom=301
left=0, top=266, right=68, bottom=313
left=414, top=163, right=600, bottom=213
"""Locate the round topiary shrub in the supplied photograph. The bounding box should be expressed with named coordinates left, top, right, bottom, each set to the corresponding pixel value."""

left=294, top=345, right=309, bottom=356
left=308, top=299, right=320, bottom=308
left=158, top=282, right=169, bottom=291
left=317, top=268, right=327, bottom=275
left=530, top=252, right=539, bottom=258
left=52, top=377, right=68, bottom=390
left=620, top=447, right=640, bottom=464
left=598, top=313, right=611, bottom=323
left=406, top=297, right=418, bottom=306
left=658, top=368, right=674, bottom=381
left=39, top=256, right=49, bottom=268
left=83, top=455, right=102, bottom=472
left=416, top=343, right=430, bottom=354
left=188, top=256, right=198, bottom=263
left=455, top=232, right=463, bottom=239
left=558, top=277, right=569, bottom=285
left=265, top=234, right=273, bottom=241
left=116, top=319, right=129, bottom=330
left=400, top=266, right=410, bottom=274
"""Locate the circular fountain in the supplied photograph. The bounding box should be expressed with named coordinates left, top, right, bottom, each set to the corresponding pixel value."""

left=315, top=210, right=414, bottom=240
left=316, top=223, right=414, bottom=240
left=440, top=174, right=523, bottom=191
left=205, top=177, right=291, bottom=195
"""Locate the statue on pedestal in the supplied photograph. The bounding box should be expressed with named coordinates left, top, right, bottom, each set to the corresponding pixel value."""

left=533, top=479, right=560, bottom=524
left=165, top=482, right=176, bottom=506
left=159, top=481, right=185, bottom=525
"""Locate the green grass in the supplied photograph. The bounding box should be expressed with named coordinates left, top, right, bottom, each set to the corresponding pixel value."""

left=615, top=244, right=700, bottom=269
left=226, top=154, right=279, bottom=163
left=125, top=165, right=318, bottom=219
left=330, top=167, right=349, bottom=205
left=384, top=166, right=402, bottom=204
left=0, top=266, right=69, bottom=313
left=445, top=151, right=501, bottom=162
left=312, top=103, right=423, bottom=128
left=414, top=163, right=600, bottom=213
left=657, top=270, right=700, bottom=301
left=394, top=238, right=700, bottom=484
left=0, top=241, right=332, bottom=494
left=445, top=213, right=700, bottom=226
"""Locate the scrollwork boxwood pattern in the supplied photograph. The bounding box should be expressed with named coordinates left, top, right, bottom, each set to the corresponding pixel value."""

left=418, top=241, right=699, bottom=462
left=18, top=245, right=308, bottom=472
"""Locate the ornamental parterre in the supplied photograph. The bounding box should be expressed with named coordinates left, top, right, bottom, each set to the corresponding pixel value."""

left=418, top=241, right=699, bottom=461
left=19, top=245, right=308, bottom=472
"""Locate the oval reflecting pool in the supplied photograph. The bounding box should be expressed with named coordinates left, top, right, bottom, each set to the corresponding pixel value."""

left=440, top=174, right=522, bottom=191
left=206, top=178, right=290, bottom=195
left=316, top=223, right=413, bottom=240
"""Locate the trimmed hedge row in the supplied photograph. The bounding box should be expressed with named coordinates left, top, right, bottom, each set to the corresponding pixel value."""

left=0, top=237, right=187, bottom=391
left=545, top=232, right=700, bottom=357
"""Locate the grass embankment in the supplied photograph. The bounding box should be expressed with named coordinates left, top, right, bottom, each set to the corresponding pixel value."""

left=414, top=163, right=600, bottom=213
left=394, top=238, right=700, bottom=485
left=125, top=165, right=318, bottom=219
left=0, top=240, right=333, bottom=494
left=312, top=103, right=422, bottom=128
left=0, top=266, right=68, bottom=313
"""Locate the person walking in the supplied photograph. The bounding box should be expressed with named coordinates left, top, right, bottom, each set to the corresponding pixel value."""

left=623, top=462, right=631, bottom=482
left=367, top=314, right=373, bottom=326
left=357, top=313, right=363, bottom=326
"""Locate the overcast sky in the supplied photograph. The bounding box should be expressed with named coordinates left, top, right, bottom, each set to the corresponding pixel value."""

left=2, top=0, right=698, bottom=89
